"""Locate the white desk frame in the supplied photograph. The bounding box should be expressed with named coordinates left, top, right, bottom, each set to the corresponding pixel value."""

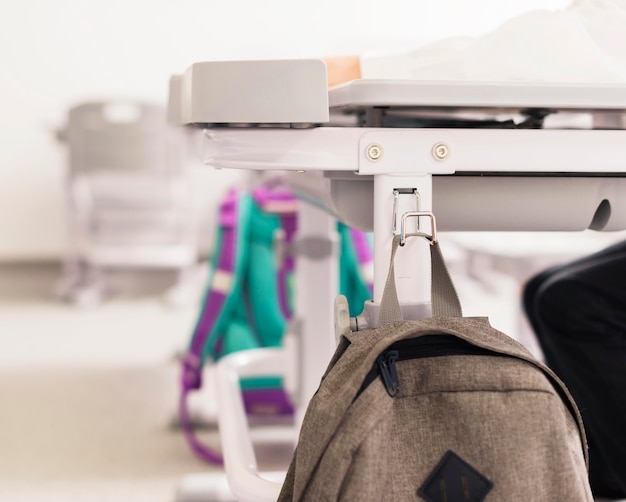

left=175, top=60, right=626, bottom=501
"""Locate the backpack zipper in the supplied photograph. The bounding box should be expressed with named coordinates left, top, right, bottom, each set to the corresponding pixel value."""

left=377, top=351, right=400, bottom=397
left=359, top=335, right=499, bottom=398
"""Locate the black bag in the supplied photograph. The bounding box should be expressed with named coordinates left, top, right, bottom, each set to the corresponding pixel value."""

left=524, top=239, right=626, bottom=499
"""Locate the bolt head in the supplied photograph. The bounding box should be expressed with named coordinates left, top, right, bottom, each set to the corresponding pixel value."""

left=432, top=143, right=449, bottom=160
left=366, top=144, right=383, bottom=161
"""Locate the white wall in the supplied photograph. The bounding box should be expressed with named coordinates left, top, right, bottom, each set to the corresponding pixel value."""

left=0, top=0, right=569, bottom=261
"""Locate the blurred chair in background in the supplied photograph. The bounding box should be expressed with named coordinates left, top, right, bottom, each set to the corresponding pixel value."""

left=55, top=101, right=200, bottom=306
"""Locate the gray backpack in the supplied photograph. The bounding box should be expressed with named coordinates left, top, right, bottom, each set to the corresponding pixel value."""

left=279, top=234, right=592, bottom=502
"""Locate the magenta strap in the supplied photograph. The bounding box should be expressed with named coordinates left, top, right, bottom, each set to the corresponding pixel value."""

left=350, top=227, right=374, bottom=293
left=179, top=190, right=240, bottom=465
left=179, top=385, right=224, bottom=464
left=278, top=212, right=297, bottom=318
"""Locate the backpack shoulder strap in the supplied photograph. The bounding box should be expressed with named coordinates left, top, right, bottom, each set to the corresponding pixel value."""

left=252, top=182, right=298, bottom=320
left=338, top=223, right=374, bottom=316
left=179, top=188, right=252, bottom=464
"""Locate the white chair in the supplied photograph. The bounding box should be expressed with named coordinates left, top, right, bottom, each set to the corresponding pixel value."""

left=56, top=101, right=199, bottom=306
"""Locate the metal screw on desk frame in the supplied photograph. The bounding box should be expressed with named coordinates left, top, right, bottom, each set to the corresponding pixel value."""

left=366, top=144, right=383, bottom=161
left=432, top=143, right=450, bottom=160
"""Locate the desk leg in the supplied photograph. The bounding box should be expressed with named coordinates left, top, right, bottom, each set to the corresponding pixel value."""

left=294, top=201, right=339, bottom=425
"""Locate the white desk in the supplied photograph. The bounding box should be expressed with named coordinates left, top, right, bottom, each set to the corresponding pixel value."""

left=175, top=58, right=626, bottom=501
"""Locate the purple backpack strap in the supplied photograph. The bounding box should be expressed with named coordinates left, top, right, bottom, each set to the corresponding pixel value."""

left=350, top=227, right=374, bottom=294
left=277, top=211, right=297, bottom=318
left=179, top=189, right=240, bottom=465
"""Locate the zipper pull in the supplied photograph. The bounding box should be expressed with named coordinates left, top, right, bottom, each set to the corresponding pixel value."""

left=377, top=350, right=399, bottom=397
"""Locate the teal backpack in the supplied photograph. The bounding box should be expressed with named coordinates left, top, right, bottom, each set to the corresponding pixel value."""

left=179, top=181, right=373, bottom=464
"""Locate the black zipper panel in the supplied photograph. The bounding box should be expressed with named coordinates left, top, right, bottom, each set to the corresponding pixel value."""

left=357, top=335, right=504, bottom=399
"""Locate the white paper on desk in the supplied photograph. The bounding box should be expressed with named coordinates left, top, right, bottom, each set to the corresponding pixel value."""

left=360, top=0, right=626, bottom=84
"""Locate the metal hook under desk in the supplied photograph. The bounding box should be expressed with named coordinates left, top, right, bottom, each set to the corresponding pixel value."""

left=400, top=211, right=438, bottom=246
left=392, top=188, right=421, bottom=235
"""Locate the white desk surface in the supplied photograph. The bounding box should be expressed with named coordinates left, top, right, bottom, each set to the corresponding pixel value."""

left=178, top=59, right=626, bottom=125
left=329, top=79, right=626, bottom=114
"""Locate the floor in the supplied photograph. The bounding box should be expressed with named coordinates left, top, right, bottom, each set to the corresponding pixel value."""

left=1, top=232, right=624, bottom=501
left=0, top=263, right=229, bottom=502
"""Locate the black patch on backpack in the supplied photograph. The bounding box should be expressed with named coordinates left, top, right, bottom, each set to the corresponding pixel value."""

left=418, top=450, right=493, bottom=502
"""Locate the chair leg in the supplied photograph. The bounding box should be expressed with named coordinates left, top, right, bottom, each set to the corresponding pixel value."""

left=163, top=262, right=201, bottom=307
left=70, top=263, right=106, bottom=307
